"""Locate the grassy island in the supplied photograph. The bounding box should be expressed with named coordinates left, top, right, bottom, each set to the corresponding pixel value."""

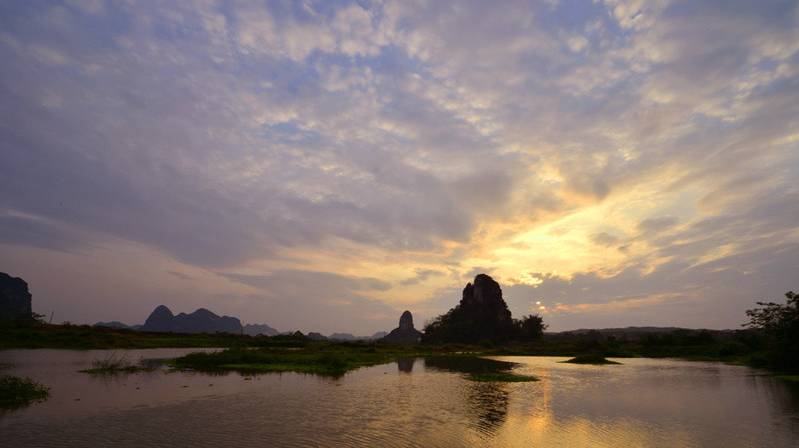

left=562, top=354, right=622, bottom=365
left=172, top=346, right=396, bottom=376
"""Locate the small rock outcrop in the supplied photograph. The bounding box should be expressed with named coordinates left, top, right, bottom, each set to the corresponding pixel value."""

left=140, top=305, right=243, bottom=334
left=0, top=272, right=33, bottom=321
left=382, top=310, right=423, bottom=344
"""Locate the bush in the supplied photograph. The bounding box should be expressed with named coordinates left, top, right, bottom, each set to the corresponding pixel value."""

left=0, top=375, right=49, bottom=409
left=746, top=291, right=799, bottom=372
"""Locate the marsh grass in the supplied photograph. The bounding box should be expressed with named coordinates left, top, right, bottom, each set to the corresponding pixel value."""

left=172, top=347, right=396, bottom=376
left=562, top=354, right=621, bottom=365
left=0, top=375, right=49, bottom=409
left=80, top=352, right=154, bottom=375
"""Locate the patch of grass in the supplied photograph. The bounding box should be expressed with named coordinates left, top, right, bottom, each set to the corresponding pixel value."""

left=0, top=375, right=50, bottom=409
left=562, top=354, right=621, bottom=365
left=79, top=353, right=153, bottom=375
left=467, top=372, right=539, bottom=382
left=172, top=347, right=399, bottom=376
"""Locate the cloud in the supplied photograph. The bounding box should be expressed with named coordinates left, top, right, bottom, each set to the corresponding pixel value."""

left=590, top=232, right=621, bottom=247
left=400, top=269, right=445, bottom=286
left=0, top=210, right=90, bottom=252
left=219, top=269, right=398, bottom=333
left=0, top=0, right=796, bottom=332
left=637, top=216, right=679, bottom=235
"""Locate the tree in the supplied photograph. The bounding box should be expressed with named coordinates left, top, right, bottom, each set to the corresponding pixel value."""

left=745, top=291, right=799, bottom=371
left=517, top=314, right=546, bottom=340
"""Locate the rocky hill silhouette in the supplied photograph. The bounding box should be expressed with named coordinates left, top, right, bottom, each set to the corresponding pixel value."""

left=423, top=274, right=544, bottom=343
left=140, top=305, right=243, bottom=334
left=382, top=310, right=422, bottom=344
left=0, top=272, right=32, bottom=321
left=243, top=323, right=279, bottom=336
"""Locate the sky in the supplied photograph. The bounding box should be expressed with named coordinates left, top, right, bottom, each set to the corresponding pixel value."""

left=1, top=0, right=798, bottom=335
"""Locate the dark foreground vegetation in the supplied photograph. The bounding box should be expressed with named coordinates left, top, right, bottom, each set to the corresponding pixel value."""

left=0, top=375, right=49, bottom=409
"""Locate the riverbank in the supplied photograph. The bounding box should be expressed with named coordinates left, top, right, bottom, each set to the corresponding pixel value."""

left=2, top=323, right=790, bottom=376
left=0, top=323, right=259, bottom=350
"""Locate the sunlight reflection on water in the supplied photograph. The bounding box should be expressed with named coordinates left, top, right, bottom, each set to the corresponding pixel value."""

left=1, top=350, right=797, bottom=447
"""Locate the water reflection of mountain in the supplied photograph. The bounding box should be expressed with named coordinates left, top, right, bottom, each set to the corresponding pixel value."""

left=396, top=357, right=416, bottom=373
left=467, top=381, right=509, bottom=434
left=422, top=357, right=512, bottom=434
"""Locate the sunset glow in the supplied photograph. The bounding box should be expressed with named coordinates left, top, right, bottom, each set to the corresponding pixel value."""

left=1, top=0, right=797, bottom=334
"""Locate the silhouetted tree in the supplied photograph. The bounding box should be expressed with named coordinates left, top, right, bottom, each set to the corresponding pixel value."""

left=516, top=314, right=546, bottom=340
left=746, top=291, right=799, bottom=372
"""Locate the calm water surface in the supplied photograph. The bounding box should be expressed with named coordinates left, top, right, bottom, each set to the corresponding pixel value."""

left=1, top=349, right=798, bottom=447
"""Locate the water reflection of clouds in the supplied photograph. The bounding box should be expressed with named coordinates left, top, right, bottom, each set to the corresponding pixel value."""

left=3, top=351, right=798, bottom=447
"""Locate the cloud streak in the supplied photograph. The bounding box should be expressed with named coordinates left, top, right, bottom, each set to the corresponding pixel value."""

left=0, top=0, right=797, bottom=332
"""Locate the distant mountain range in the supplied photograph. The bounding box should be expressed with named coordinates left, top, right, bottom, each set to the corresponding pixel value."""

left=93, top=307, right=728, bottom=341
left=95, top=305, right=268, bottom=335
left=140, top=305, right=242, bottom=333
left=93, top=305, right=386, bottom=338
left=304, top=331, right=389, bottom=341
left=243, top=323, right=279, bottom=336
left=94, top=320, right=141, bottom=330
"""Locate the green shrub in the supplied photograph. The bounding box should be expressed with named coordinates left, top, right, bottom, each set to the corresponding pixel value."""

left=0, top=375, right=49, bottom=409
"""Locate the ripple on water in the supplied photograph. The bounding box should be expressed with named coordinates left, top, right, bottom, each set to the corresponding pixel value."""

left=1, top=351, right=798, bottom=447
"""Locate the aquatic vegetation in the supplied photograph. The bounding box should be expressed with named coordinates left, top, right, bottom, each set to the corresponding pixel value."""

left=0, top=375, right=49, bottom=409
left=562, top=355, right=621, bottom=365
left=80, top=353, right=153, bottom=375
left=423, top=356, right=539, bottom=382
left=173, top=346, right=400, bottom=376
left=467, top=372, right=539, bottom=382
